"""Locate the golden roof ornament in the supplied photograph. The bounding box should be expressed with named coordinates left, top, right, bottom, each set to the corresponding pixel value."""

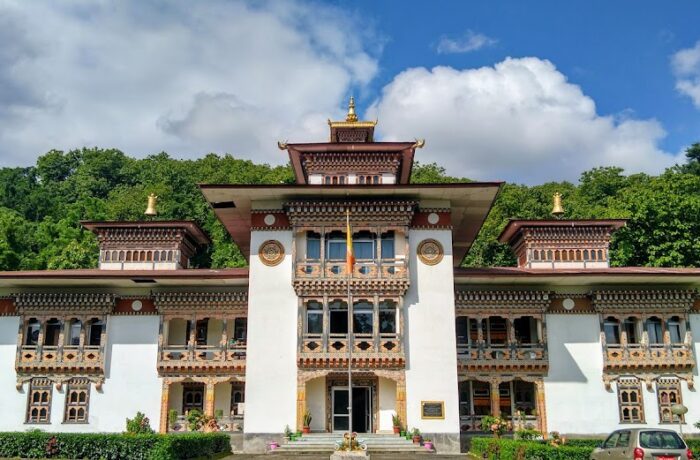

left=551, top=192, right=564, bottom=218
left=145, top=193, right=158, bottom=217
left=346, top=96, right=358, bottom=122
left=412, top=138, right=425, bottom=149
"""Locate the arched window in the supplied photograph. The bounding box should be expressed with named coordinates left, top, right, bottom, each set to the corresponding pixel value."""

left=668, top=316, right=683, bottom=344
left=44, top=319, right=61, bottom=346
left=603, top=317, right=620, bottom=344
left=329, top=299, right=348, bottom=334
left=86, top=319, right=104, bottom=347
left=353, top=299, right=373, bottom=334
left=646, top=317, right=663, bottom=345
left=126, top=251, right=132, bottom=262
left=65, top=319, right=82, bottom=347
left=25, top=319, right=40, bottom=346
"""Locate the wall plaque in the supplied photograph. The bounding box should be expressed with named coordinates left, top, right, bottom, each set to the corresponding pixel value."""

left=421, top=400, right=445, bottom=419
left=417, top=239, right=444, bottom=266
left=258, top=240, right=285, bottom=266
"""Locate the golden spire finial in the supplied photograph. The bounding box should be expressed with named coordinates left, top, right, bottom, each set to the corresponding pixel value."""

left=551, top=192, right=564, bottom=218
left=145, top=193, right=158, bottom=217
left=346, top=96, right=358, bottom=122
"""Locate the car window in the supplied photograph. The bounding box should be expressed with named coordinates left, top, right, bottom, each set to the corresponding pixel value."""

left=603, top=432, right=620, bottom=449
left=617, top=431, right=630, bottom=448
left=639, top=431, right=685, bottom=449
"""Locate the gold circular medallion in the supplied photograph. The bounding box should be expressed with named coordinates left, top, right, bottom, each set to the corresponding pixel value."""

left=417, top=239, right=443, bottom=265
left=259, top=240, right=284, bottom=266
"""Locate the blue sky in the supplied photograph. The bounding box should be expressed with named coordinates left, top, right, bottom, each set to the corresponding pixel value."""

left=1, top=0, right=699, bottom=183
left=350, top=0, right=700, bottom=154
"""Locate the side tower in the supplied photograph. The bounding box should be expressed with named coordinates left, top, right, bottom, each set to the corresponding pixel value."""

left=201, top=99, right=501, bottom=453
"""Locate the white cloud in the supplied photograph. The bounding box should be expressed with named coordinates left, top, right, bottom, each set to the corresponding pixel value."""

left=0, top=0, right=379, bottom=166
left=369, top=57, right=682, bottom=183
left=671, top=41, right=700, bottom=108
left=436, top=30, right=497, bottom=54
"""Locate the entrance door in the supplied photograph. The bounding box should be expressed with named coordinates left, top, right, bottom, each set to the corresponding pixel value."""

left=332, top=387, right=371, bottom=433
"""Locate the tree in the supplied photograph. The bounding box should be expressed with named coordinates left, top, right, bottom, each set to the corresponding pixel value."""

left=683, top=142, right=700, bottom=175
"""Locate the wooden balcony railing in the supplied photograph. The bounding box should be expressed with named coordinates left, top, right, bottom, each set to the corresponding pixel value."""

left=17, top=344, right=104, bottom=374
left=295, top=258, right=408, bottom=280
left=603, top=340, right=695, bottom=371
left=457, top=343, right=548, bottom=372
left=158, top=341, right=247, bottom=374
left=459, top=414, right=539, bottom=432
left=298, top=333, right=404, bottom=369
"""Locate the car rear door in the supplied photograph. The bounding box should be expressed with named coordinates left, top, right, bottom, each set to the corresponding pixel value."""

left=612, top=430, right=631, bottom=460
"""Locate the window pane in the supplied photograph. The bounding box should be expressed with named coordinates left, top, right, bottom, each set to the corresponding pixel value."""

left=353, top=241, right=374, bottom=260
left=647, top=320, right=663, bottom=344
left=234, top=318, right=247, bottom=340
left=380, top=310, right=396, bottom=334
left=354, top=312, right=373, bottom=334
left=327, top=240, right=346, bottom=260
left=669, top=323, right=682, bottom=344
left=307, top=313, right=323, bottom=334
left=330, top=311, right=348, bottom=334
left=381, top=233, right=395, bottom=259
left=307, top=236, right=321, bottom=260
left=604, top=322, right=620, bottom=344
left=456, top=317, right=468, bottom=344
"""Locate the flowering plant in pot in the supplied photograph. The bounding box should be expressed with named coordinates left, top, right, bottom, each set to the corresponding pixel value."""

left=302, top=409, right=313, bottom=434
left=423, top=438, right=433, bottom=450
left=391, top=412, right=402, bottom=434
left=480, top=415, right=509, bottom=438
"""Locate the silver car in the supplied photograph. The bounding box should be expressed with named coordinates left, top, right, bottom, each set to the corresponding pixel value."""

left=590, top=428, right=692, bottom=460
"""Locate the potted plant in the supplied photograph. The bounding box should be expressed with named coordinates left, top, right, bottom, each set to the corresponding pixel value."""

left=399, top=429, right=406, bottom=437
left=284, top=425, right=292, bottom=441
left=405, top=428, right=412, bottom=441
left=411, top=428, right=422, bottom=444
left=214, top=409, right=223, bottom=419
left=168, top=409, right=178, bottom=429
left=480, top=415, right=508, bottom=439
left=391, top=412, right=402, bottom=434
left=423, top=438, right=433, bottom=450
left=302, top=409, right=313, bottom=434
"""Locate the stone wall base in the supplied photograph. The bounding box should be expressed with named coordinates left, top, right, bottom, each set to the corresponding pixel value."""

left=421, top=432, right=461, bottom=454
left=243, top=433, right=284, bottom=453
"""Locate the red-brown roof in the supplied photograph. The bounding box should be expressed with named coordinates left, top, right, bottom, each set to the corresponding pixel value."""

left=199, top=182, right=503, bottom=265
left=498, top=219, right=628, bottom=244
left=285, top=142, right=417, bottom=184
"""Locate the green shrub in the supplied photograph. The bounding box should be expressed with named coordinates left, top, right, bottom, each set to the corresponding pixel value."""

left=126, top=411, right=155, bottom=434
left=0, top=431, right=231, bottom=460
left=470, top=437, right=593, bottom=460
left=686, top=439, right=700, bottom=458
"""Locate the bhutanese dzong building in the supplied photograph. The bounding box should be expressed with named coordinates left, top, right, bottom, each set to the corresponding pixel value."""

left=1, top=99, right=699, bottom=453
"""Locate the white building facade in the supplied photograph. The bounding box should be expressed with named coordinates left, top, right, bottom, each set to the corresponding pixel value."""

left=0, top=104, right=699, bottom=453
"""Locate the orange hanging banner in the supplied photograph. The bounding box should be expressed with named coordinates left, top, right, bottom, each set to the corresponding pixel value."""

left=346, top=209, right=355, bottom=275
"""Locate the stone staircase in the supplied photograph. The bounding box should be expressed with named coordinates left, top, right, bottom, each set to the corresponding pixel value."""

left=272, top=433, right=432, bottom=454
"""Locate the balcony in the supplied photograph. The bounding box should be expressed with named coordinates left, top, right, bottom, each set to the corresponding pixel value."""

left=299, top=333, right=404, bottom=369
left=17, top=344, right=104, bottom=374
left=603, top=341, right=695, bottom=372
left=158, top=341, right=247, bottom=374
left=295, top=258, right=407, bottom=280
left=456, top=343, right=548, bottom=373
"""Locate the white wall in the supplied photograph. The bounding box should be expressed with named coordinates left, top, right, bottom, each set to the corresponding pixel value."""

left=244, top=230, right=298, bottom=433
left=0, top=317, right=27, bottom=431
left=404, top=229, right=460, bottom=435
left=0, top=316, right=161, bottom=432
left=91, top=316, right=161, bottom=431
left=378, top=377, right=396, bottom=432
left=306, top=377, right=326, bottom=432
left=544, top=313, right=700, bottom=435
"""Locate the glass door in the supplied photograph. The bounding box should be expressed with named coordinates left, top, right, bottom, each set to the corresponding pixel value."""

left=332, top=387, right=349, bottom=432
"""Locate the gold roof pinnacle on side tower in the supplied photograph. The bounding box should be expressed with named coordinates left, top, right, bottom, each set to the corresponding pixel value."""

left=144, top=193, right=158, bottom=217
left=551, top=192, right=564, bottom=218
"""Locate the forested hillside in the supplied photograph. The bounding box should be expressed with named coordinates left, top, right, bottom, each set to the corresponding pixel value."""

left=0, top=145, right=698, bottom=271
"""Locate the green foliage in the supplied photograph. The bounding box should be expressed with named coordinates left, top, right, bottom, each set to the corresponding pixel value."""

left=168, top=409, right=178, bottom=428
left=470, top=437, right=593, bottom=460
left=0, top=431, right=228, bottom=459
left=186, top=409, right=204, bottom=432
left=515, top=428, right=542, bottom=440
left=126, top=412, right=155, bottom=435
left=0, top=147, right=699, bottom=270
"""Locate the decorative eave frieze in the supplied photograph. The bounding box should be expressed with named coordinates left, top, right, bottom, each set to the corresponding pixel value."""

left=284, top=200, right=417, bottom=227
left=521, top=226, right=615, bottom=244
left=153, top=291, right=248, bottom=313
left=455, top=290, right=550, bottom=313
left=14, top=293, right=114, bottom=315
left=592, top=289, right=696, bottom=313
left=293, top=279, right=409, bottom=297
left=300, top=151, right=402, bottom=175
